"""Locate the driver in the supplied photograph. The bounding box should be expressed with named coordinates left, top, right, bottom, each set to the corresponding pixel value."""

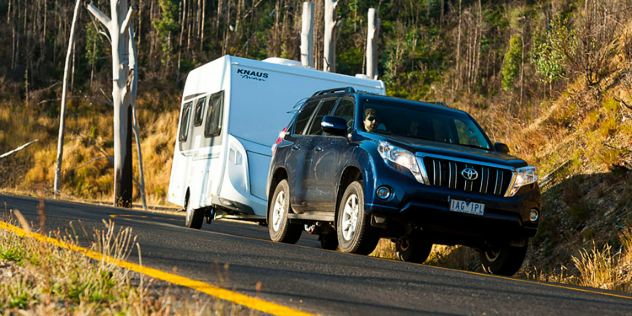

left=364, top=108, right=386, bottom=132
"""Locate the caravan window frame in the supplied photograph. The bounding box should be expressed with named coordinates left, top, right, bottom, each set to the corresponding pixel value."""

left=179, top=101, right=193, bottom=143
left=193, top=97, right=207, bottom=127
left=204, top=91, right=225, bottom=138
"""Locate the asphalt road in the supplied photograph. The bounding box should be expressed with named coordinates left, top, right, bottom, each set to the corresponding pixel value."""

left=2, top=194, right=632, bottom=316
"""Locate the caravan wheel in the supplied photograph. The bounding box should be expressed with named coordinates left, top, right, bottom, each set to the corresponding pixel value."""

left=185, top=198, right=204, bottom=229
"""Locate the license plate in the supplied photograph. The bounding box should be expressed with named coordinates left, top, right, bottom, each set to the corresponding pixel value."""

left=450, top=199, right=485, bottom=216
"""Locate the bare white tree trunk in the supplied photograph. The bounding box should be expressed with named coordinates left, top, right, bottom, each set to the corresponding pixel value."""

left=88, top=1, right=136, bottom=207
left=366, top=8, right=380, bottom=79
left=128, top=23, right=147, bottom=211
left=300, top=2, right=314, bottom=68
left=54, top=0, right=81, bottom=198
left=323, top=0, right=338, bottom=72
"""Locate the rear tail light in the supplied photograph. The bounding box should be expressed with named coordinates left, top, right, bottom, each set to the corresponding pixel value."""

left=271, top=127, right=288, bottom=155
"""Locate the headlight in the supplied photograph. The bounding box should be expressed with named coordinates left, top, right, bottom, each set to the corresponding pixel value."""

left=377, top=141, right=426, bottom=184
left=507, top=166, right=538, bottom=197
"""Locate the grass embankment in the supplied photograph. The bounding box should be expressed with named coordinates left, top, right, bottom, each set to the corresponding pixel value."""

left=0, top=91, right=178, bottom=205
left=0, top=208, right=250, bottom=315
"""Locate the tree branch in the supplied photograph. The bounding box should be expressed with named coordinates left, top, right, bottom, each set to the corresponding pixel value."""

left=120, top=7, right=135, bottom=36
left=86, top=2, right=111, bottom=28
left=75, top=156, right=112, bottom=171
left=0, top=140, right=39, bottom=159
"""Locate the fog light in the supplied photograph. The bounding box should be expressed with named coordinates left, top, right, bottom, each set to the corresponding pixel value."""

left=529, top=209, right=539, bottom=222
left=376, top=186, right=392, bottom=199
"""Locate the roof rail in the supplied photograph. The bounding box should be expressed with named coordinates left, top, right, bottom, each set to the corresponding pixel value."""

left=426, top=101, right=449, bottom=108
left=312, top=87, right=356, bottom=97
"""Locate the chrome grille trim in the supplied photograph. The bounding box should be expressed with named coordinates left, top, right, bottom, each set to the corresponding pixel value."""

left=419, top=154, right=515, bottom=196
left=479, top=167, right=489, bottom=194
left=416, top=153, right=516, bottom=171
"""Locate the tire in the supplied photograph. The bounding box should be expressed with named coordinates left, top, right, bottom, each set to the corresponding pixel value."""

left=395, top=238, right=433, bottom=263
left=185, top=197, right=204, bottom=229
left=319, top=233, right=339, bottom=250
left=479, top=242, right=528, bottom=276
left=336, top=181, right=379, bottom=254
left=268, top=180, right=302, bottom=244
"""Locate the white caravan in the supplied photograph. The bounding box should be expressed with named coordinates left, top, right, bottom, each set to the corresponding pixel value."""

left=167, top=55, right=385, bottom=228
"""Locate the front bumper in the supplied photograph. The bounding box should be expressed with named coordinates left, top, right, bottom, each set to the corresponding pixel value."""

left=364, top=169, right=540, bottom=244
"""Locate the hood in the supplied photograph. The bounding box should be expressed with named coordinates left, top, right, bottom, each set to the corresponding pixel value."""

left=382, top=135, right=528, bottom=168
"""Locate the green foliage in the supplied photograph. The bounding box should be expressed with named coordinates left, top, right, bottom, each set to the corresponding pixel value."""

left=531, top=16, right=576, bottom=83
left=152, top=0, right=180, bottom=66
left=85, top=23, right=103, bottom=69
left=502, top=34, right=522, bottom=91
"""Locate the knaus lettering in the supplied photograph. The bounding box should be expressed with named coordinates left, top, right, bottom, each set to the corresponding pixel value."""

left=237, top=68, right=269, bottom=81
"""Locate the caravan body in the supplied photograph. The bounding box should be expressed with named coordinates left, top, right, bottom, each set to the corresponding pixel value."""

left=167, top=55, right=385, bottom=222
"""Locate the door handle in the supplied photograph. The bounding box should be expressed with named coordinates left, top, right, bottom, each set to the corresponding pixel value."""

left=291, top=144, right=301, bottom=151
left=314, top=146, right=323, bottom=152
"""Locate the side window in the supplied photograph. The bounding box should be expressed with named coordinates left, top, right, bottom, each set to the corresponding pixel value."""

left=204, top=91, right=224, bottom=138
left=306, top=99, right=338, bottom=135
left=454, top=119, right=478, bottom=146
left=294, top=100, right=320, bottom=135
left=333, top=98, right=355, bottom=132
left=193, top=98, right=206, bottom=127
left=179, top=102, right=193, bottom=142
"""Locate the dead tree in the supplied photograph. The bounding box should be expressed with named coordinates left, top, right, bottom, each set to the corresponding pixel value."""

left=87, top=1, right=136, bottom=207
left=323, top=0, right=339, bottom=72
left=301, top=2, right=314, bottom=68
left=366, top=8, right=380, bottom=79
left=54, top=0, right=81, bottom=198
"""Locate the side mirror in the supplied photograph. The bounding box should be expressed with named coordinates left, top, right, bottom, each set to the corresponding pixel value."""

left=495, top=142, right=510, bottom=154
left=321, top=115, right=348, bottom=136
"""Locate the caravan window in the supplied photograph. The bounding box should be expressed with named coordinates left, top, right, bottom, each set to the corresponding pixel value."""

left=205, top=91, right=224, bottom=138
left=194, top=97, right=206, bottom=127
left=179, top=102, right=193, bottom=142
left=293, top=100, right=319, bottom=135
left=306, top=98, right=337, bottom=135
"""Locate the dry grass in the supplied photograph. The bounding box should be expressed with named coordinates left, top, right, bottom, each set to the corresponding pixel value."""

left=0, top=93, right=180, bottom=206
left=0, top=209, right=253, bottom=315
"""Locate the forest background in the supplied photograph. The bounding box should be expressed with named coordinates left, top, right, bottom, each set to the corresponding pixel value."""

left=2, top=0, right=632, bottom=290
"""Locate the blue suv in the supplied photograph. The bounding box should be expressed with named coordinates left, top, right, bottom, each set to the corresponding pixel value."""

left=266, top=87, right=540, bottom=275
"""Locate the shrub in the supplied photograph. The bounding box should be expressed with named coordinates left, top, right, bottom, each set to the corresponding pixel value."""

left=502, top=35, right=522, bottom=91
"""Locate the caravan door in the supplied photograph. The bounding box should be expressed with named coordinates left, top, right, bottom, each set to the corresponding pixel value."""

left=168, top=100, right=194, bottom=207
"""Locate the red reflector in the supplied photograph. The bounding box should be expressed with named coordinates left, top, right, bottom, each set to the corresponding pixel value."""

left=271, top=127, right=288, bottom=155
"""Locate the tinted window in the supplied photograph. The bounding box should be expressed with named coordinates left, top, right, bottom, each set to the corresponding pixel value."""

left=360, top=98, right=492, bottom=150
left=333, top=98, right=355, bottom=133
left=454, top=118, right=487, bottom=148
left=194, top=98, right=206, bottom=126
left=179, top=102, right=192, bottom=142
left=204, top=91, right=224, bottom=138
left=306, top=99, right=338, bottom=135
left=294, top=100, right=319, bottom=135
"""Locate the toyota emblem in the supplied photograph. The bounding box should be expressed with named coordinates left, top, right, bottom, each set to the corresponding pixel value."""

left=461, top=167, right=478, bottom=181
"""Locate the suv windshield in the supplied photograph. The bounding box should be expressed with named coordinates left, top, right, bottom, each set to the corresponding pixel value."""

left=360, top=98, right=492, bottom=150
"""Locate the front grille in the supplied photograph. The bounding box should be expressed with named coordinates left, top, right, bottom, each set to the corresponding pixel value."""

left=421, top=157, right=513, bottom=196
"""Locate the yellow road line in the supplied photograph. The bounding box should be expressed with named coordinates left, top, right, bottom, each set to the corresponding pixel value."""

left=0, top=221, right=314, bottom=316
left=423, top=264, right=632, bottom=300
